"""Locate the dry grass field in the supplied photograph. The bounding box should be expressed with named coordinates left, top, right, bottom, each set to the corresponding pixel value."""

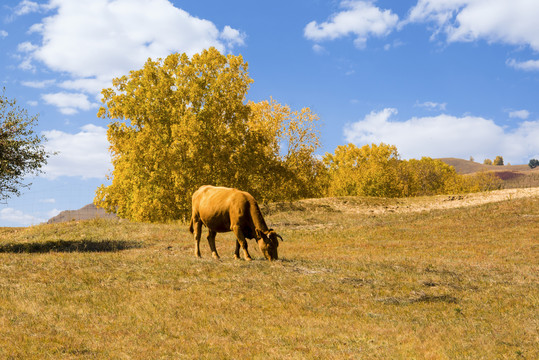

left=0, top=189, right=538, bottom=359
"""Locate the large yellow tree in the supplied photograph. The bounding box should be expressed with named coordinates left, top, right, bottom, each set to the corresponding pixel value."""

left=95, top=48, right=323, bottom=222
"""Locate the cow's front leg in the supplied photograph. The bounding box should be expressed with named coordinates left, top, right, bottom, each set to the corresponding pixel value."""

left=207, top=230, right=220, bottom=260
left=194, top=221, right=202, bottom=258
left=232, top=226, right=252, bottom=261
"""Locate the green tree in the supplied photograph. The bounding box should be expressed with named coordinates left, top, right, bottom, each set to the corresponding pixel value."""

left=483, top=159, right=493, bottom=165
left=95, top=48, right=323, bottom=222
left=0, top=89, right=49, bottom=202
left=493, top=156, right=504, bottom=166
left=528, top=159, right=539, bottom=169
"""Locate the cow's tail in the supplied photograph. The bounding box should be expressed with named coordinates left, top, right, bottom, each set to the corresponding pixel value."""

left=189, top=217, right=194, bottom=234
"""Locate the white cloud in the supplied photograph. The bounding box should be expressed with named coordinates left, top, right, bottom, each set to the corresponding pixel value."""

left=408, top=0, right=539, bottom=50
left=416, top=101, right=447, bottom=111
left=20, top=0, right=245, bottom=98
left=41, top=92, right=97, bottom=115
left=383, top=39, right=405, bottom=50
left=58, top=78, right=111, bottom=99
left=18, top=58, right=36, bottom=72
left=17, top=41, right=38, bottom=53
left=21, top=79, right=55, bottom=88
left=14, top=0, right=44, bottom=16
left=16, top=0, right=245, bottom=114
left=0, top=30, right=8, bottom=38
left=506, top=58, right=539, bottom=71
left=344, top=108, right=539, bottom=164
left=42, top=124, right=111, bottom=179
left=508, top=109, right=530, bottom=120
left=304, top=1, right=399, bottom=49
left=312, top=44, right=327, bottom=54
left=0, top=208, right=44, bottom=226
left=220, top=25, right=246, bottom=48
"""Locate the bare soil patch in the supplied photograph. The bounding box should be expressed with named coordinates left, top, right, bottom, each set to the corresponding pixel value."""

left=266, top=187, right=539, bottom=216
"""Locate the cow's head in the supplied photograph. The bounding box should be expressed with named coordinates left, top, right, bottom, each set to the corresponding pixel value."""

left=256, top=229, right=283, bottom=261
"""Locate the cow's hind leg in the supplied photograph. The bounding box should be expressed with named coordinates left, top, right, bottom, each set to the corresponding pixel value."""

left=234, top=240, right=241, bottom=260
left=193, top=221, right=202, bottom=258
left=207, top=230, right=220, bottom=260
left=232, top=225, right=252, bottom=261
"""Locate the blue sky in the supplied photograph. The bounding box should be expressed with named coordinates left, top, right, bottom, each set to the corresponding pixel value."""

left=2, top=0, right=539, bottom=226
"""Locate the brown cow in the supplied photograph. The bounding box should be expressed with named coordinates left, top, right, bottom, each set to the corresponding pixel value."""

left=189, top=185, right=282, bottom=261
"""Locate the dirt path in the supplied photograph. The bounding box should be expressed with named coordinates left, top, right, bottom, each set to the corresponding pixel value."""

left=376, top=187, right=539, bottom=215
left=286, top=187, right=539, bottom=216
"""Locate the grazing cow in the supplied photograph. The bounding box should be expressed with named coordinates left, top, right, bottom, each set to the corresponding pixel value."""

left=189, top=185, right=283, bottom=261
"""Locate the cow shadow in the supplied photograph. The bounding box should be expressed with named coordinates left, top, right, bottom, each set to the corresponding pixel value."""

left=0, top=239, right=143, bottom=253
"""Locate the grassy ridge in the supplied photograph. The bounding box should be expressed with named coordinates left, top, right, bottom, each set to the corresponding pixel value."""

left=0, top=195, right=538, bottom=359
left=440, top=157, right=539, bottom=189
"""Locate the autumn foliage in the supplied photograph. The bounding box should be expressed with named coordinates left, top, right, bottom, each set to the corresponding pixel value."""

left=95, top=48, right=323, bottom=222
left=323, top=143, right=501, bottom=198
left=95, top=48, right=502, bottom=222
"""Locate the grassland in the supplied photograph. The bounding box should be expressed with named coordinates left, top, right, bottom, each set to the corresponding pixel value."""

left=0, top=191, right=538, bottom=359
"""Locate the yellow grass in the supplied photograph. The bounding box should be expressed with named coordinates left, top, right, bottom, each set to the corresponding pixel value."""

left=0, top=192, right=537, bottom=359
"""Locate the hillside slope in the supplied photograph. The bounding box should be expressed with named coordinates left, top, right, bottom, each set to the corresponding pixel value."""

left=439, top=157, right=532, bottom=174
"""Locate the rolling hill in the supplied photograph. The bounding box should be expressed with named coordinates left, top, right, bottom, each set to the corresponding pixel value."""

left=438, top=157, right=533, bottom=174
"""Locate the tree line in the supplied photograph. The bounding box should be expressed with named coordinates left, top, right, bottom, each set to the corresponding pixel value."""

left=93, top=48, right=503, bottom=222
left=0, top=48, right=516, bottom=223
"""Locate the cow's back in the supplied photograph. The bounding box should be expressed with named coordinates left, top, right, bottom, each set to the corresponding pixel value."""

left=192, top=186, right=254, bottom=234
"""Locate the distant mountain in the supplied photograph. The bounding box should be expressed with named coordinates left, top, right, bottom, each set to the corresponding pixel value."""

left=47, top=203, right=117, bottom=224
left=438, top=158, right=530, bottom=174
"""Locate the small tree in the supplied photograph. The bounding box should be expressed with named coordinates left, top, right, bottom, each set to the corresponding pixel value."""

left=0, top=89, right=49, bottom=202
left=493, top=156, right=504, bottom=166
left=529, top=159, right=539, bottom=169
left=483, top=159, right=493, bottom=165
